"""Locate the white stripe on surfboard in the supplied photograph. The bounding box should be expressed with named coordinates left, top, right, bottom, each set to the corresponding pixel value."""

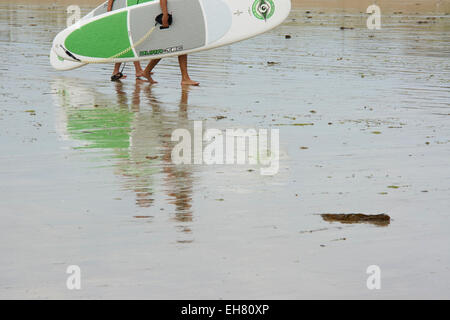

left=127, top=6, right=138, bottom=58
left=197, top=0, right=209, bottom=46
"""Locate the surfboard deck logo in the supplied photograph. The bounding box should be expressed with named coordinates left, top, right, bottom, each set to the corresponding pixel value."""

left=252, top=0, right=275, bottom=20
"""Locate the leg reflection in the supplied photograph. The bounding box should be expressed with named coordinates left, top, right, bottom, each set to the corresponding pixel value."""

left=163, top=88, right=194, bottom=224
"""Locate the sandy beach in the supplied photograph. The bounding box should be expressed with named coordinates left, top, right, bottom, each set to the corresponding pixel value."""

left=0, top=0, right=449, bottom=299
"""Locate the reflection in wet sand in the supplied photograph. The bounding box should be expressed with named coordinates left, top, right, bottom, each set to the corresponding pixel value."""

left=162, top=87, right=194, bottom=223
left=51, top=77, right=194, bottom=235
left=2, top=2, right=450, bottom=299
left=114, top=80, right=158, bottom=209
left=114, top=81, right=128, bottom=107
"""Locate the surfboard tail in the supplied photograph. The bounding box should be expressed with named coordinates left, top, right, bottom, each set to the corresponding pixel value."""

left=50, top=48, right=87, bottom=71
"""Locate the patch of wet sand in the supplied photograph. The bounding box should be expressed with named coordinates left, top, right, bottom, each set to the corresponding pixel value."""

left=0, top=2, right=449, bottom=300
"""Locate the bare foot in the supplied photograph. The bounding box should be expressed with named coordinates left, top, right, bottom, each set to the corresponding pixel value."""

left=181, top=79, right=200, bottom=86
left=142, top=71, right=158, bottom=84
left=136, top=70, right=153, bottom=78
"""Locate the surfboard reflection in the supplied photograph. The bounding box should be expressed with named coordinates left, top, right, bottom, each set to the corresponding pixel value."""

left=51, top=77, right=194, bottom=231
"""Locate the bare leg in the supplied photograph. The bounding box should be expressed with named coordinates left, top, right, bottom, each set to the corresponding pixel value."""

left=178, top=55, right=199, bottom=86
left=144, top=59, right=161, bottom=75
left=142, top=59, right=161, bottom=84
left=112, top=63, right=127, bottom=79
left=134, top=61, right=145, bottom=78
left=109, top=3, right=126, bottom=80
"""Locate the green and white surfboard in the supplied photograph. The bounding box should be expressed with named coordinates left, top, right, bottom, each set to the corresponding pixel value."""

left=50, top=0, right=291, bottom=71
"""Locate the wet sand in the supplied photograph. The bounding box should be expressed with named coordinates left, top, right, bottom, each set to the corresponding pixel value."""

left=0, top=1, right=449, bottom=299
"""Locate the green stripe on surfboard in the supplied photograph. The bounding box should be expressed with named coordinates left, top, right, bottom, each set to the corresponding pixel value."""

left=65, top=11, right=134, bottom=59
left=127, top=0, right=155, bottom=6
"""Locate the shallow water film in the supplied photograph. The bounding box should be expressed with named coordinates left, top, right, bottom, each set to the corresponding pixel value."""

left=0, top=1, right=449, bottom=299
